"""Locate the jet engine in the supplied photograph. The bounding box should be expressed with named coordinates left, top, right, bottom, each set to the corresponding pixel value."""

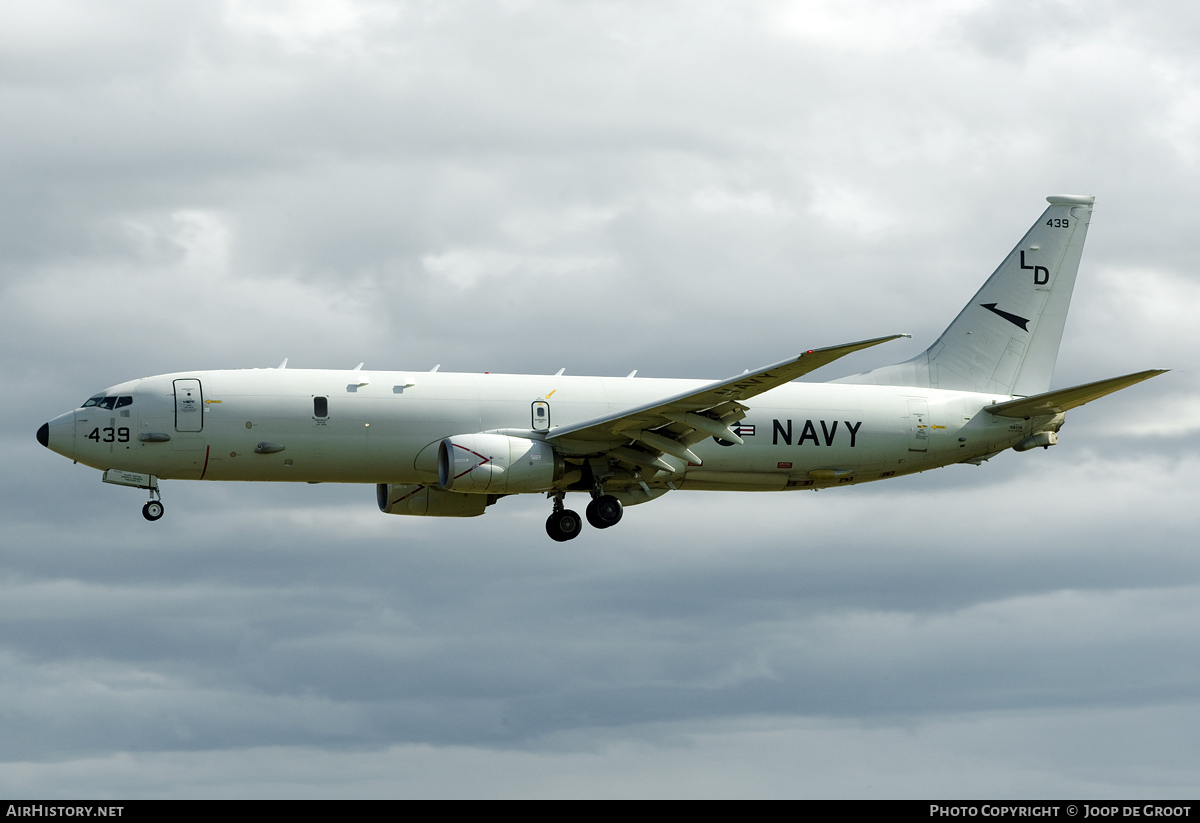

left=377, top=483, right=489, bottom=517
left=437, top=433, right=562, bottom=493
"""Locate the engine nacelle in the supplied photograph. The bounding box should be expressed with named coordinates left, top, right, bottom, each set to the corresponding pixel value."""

left=437, top=433, right=562, bottom=493
left=377, top=483, right=489, bottom=517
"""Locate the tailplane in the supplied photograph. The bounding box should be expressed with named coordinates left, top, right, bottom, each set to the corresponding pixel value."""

left=984, top=369, right=1166, bottom=418
left=836, top=195, right=1094, bottom=396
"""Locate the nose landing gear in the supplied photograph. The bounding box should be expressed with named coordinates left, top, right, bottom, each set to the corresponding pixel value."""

left=101, top=469, right=165, bottom=522
left=142, top=500, right=164, bottom=521
left=141, top=483, right=164, bottom=522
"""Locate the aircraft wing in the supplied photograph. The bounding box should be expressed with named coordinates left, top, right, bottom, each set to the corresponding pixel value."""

left=985, top=369, right=1167, bottom=419
left=547, top=334, right=908, bottom=463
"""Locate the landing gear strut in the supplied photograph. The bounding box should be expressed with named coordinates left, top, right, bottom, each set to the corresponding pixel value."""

left=101, top=470, right=164, bottom=522
left=545, top=493, right=582, bottom=542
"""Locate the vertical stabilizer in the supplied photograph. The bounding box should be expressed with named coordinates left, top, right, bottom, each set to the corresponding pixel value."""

left=835, top=195, right=1094, bottom=396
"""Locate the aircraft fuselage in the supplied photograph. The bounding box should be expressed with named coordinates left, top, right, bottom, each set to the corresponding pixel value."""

left=43, top=368, right=1034, bottom=491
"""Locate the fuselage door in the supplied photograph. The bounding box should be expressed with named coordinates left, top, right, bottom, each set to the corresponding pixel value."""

left=907, top=398, right=929, bottom=452
left=532, top=401, right=550, bottom=431
left=174, top=379, right=204, bottom=432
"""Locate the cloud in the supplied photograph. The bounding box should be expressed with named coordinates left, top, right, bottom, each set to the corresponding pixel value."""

left=3, top=0, right=1200, bottom=797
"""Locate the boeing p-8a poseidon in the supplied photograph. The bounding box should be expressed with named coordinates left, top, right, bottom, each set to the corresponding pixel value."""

left=38, top=195, right=1164, bottom=541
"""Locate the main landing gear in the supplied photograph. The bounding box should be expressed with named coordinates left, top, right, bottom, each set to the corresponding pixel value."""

left=545, top=491, right=623, bottom=541
left=545, top=506, right=582, bottom=542
left=585, top=494, right=623, bottom=529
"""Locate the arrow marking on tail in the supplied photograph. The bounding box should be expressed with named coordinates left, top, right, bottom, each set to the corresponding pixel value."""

left=980, top=303, right=1030, bottom=331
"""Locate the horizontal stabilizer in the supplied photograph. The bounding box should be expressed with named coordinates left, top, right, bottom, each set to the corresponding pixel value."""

left=986, top=369, right=1167, bottom=418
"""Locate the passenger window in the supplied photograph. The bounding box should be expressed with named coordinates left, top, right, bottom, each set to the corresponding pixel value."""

left=116, top=396, right=133, bottom=408
left=314, top=397, right=328, bottom=418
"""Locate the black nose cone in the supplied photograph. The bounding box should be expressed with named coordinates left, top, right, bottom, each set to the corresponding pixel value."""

left=37, top=423, right=49, bottom=448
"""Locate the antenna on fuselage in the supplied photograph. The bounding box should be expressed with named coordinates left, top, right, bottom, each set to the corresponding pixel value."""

left=277, top=358, right=288, bottom=369
left=353, top=363, right=364, bottom=370
left=430, top=364, right=440, bottom=372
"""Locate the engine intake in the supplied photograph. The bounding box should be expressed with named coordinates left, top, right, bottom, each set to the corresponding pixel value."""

left=437, top=433, right=562, bottom=493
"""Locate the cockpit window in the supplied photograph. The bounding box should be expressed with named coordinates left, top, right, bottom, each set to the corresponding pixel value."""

left=82, top=395, right=121, bottom=408
left=81, top=394, right=134, bottom=409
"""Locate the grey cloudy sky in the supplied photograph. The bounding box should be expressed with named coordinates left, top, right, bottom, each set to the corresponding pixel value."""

left=3, top=0, right=1200, bottom=798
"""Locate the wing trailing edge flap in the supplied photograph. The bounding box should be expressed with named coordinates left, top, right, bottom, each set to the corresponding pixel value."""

left=548, top=334, right=909, bottom=461
left=985, top=369, right=1168, bottom=418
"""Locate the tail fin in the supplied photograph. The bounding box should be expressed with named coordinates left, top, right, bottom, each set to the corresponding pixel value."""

left=836, top=195, right=1094, bottom=396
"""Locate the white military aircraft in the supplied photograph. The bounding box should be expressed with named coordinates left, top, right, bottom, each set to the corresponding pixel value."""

left=38, top=195, right=1164, bottom=541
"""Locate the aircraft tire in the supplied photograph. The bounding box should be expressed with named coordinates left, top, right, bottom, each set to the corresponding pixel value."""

left=546, top=509, right=582, bottom=542
left=585, top=495, right=623, bottom=529
left=142, top=501, right=164, bottom=522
